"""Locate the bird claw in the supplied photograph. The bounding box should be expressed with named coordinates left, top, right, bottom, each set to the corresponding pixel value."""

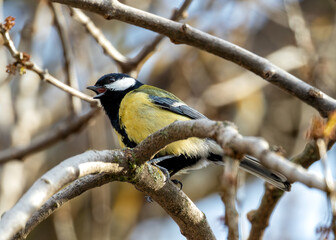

left=148, top=157, right=183, bottom=190
left=148, top=159, right=171, bottom=182
left=145, top=195, right=153, bottom=203
left=171, top=179, right=183, bottom=191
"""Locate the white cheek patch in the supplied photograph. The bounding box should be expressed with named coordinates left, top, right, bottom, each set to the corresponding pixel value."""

left=105, top=77, right=136, bottom=91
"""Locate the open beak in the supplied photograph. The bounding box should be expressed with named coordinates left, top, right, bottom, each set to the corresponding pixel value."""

left=87, top=86, right=107, bottom=99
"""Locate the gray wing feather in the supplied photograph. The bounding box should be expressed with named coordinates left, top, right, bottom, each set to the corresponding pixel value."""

left=149, top=95, right=206, bottom=120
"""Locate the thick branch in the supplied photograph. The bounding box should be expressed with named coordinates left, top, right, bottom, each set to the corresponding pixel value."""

left=0, top=150, right=128, bottom=240
left=51, top=0, right=336, bottom=117
left=133, top=119, right=330, bottom=191
left=135, top=164, right=215, bottom=240
left=14, top=173, right=116, bottom=239
left=3, top=119, right=233, bottom=240
left=1, top=119, right=333, bottom=240
left=15, top=164, right=215, bottom=240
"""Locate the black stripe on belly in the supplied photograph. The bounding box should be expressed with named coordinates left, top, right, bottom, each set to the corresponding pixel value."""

left=100, top=90, right=139, bottom=148
left=111, top=118, right=137, bottom=148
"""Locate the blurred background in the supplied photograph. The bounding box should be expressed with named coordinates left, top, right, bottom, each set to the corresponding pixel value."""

left=0, top=0, right=336, bottom=239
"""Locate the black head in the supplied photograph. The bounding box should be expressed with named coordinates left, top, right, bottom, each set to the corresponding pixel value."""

left=87, top=73, right=141, bottom=99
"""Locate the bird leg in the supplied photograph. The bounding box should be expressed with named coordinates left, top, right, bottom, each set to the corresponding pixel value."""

left=171, top=179, right=183, bottom=191
left=148, top=157, right=171, bottom=182
left=148, top=156, right=183, bottom=190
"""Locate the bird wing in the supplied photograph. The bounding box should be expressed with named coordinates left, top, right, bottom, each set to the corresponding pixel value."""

left=133, top=85, right=206, bottom=120
left=149, top=95, right=206, bottom=120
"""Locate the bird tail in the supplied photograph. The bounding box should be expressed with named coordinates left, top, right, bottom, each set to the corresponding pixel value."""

left=210, top=154, right=291, bottom=191
left=239, top=156, right=291, bottom=191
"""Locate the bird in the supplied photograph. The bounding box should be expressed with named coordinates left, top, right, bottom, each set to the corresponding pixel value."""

left=87, top=73, right=291, bottom=191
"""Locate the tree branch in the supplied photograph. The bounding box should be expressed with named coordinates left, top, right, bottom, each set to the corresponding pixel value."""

left=1, top=119, right=335, bottom=239
left=247, top=186, right=284, bottom=240
left=0, top=108, right=99, bottom=164
left=50, top=3, right=82, bottom=113
left=0, top=20, right=97, bottom=105
left=132, top=119, right=331, bottom=192
left=221, top=157, right=239, bottom=239
left=128, top=0, right=193, bottom=73
left=69, top=8, right=130, bottom=69
left=14, top=173, right=116, bottom=239
left=70, top=0, right=193, bottom=74
left=317, top=139, right=336, bottom=238
left=50, top=0, right=336, bottom=117
left=0, top=150, right=128, bottom=240
left=247, top=140, right=321, bottom=240
left=0, top=147, right=215, bottom=240
left=202, top=45, right=308, bottom=107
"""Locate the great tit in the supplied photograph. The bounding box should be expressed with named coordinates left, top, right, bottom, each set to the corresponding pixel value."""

left=87, top=73, right=291, bottom=191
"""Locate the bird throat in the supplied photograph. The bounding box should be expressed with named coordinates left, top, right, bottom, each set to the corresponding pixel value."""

left=99, top=83, right=142, bottom=148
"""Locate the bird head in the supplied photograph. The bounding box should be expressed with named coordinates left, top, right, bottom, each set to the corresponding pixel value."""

left=87, top=73, right=137, bottom=99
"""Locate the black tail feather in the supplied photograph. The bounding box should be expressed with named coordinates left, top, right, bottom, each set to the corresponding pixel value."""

left=240, top=156, right=291, bottom=191
left=210, top=154, right=291, bottom=191
left=151, top=153, right=291, bottom=192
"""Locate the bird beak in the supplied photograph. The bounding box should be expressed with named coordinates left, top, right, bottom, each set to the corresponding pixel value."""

left=87, top=86, right=107, bottom=99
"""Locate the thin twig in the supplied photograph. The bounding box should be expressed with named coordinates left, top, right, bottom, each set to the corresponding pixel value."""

left=316, top=139, right=336, bottom=237
left=221, top=157, right=239, bottom=240
left=69, top=8, right=130, bottom=69
left=52, top=204, right=78, bottom=240
left=247, top=140, right=321, bottom=240
left=50, top=3, right=82, bottom=113
left=0, top=108, right=99, bottom=164
left=317, top=139, right=335, bottom=195
left=284, top=0, right=321, bottom=93
left=247, top=186, right=284, bottom=240
left=70, top=0, right=193, bottom=74
left=129, top=0, right=193, bottom=73
left=50, top=0, right=336, bottom=117
left=284, top=0, right=316, bottom=60
left=0, top=21, right=97, bottom=105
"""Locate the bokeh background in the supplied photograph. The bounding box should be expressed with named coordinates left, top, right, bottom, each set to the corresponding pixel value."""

left=1, top=0, right=336, bottom=239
